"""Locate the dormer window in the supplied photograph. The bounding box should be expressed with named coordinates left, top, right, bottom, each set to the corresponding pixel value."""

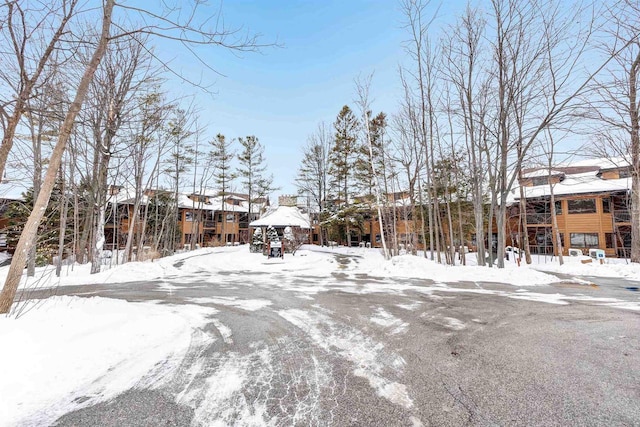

left=531, top=176, right=548, bottom=186
left=619, top=168, right=631, bottom=178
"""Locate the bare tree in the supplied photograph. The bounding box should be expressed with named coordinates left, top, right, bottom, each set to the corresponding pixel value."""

left=0, top=0, right=79, bottom=183
left=488, top=0, right=607, bottom=268
left=442, top=4, right=491, bottom=265
left=584, top=0, right=640, bottom=262
left=122, top=90, right=173, bottom=262
left=354, top=74, right=390, bottom=259
left=0, top=0, right=273, bottom=314
left=296, top=123, right=332, bottom=246
left=401, top=0, right=439, bottom=260
left=0, top=0, right=115, bottom=314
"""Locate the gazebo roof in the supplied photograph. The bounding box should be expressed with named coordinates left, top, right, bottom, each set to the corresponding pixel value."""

left=249, top=206, right=311, bottom=229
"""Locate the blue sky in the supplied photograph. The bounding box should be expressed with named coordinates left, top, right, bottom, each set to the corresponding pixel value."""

left=161, top=0, right=461, bottom=199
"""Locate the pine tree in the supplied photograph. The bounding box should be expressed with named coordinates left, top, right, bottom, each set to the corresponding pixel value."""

left=251, top=227, right=264, bottom=252
left=329, top=105, right=359, bottom=246
left=164, top=108, right=195, bottom=253
left=4, top=180, right=72, bottom=266
left=354, top=111, right=389, bottom=199
left=238, top=136, right=273, bottom=222
left=210, top=134, right=236, bottom=243
left=266, top=225, right=279, bottom=242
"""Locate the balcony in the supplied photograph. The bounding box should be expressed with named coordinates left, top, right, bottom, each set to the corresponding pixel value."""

left=526, top=213, right=552, bottom=225
left=613, top=211, right=631, bottom=223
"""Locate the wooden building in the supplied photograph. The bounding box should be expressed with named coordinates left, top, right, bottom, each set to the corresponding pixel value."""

left=510, top=158, right=632, bottom=257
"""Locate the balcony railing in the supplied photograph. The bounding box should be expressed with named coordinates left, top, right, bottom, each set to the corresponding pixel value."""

left=526, top=213, right=552, bottom=224
left=203, top=220, right=217, bottom=228
left=613, top=212, right=631, bottom=223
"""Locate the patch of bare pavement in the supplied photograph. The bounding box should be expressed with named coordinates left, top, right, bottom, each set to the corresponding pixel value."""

left=51, top=254, right=639, bottom=426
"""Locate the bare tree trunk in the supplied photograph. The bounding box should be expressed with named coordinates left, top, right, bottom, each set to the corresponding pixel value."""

left=0, top=0, right=114, bottom=314
left=355, top=76, right=390, bottom=259
left=518, top=183, right=533, bottom=264
left=630, top=53, right=640, bottom=263
left=549, top=186, right=564, bottom=265
left=56, top=163, right=69, bottom=277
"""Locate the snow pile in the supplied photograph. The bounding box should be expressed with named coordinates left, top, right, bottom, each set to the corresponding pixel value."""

left=532, top=256, right=640, bottom=281
left=0, top=296, right=212, bottom=426
left=360, top=252, right=559, bottom=287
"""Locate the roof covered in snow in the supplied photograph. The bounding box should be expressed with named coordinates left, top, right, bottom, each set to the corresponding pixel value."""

left=0, top=180, right=28, bottom=201
left=521, top=169, right=565, bottom=178
left=509, top=157, right=631, bottom=202
left=249, top=206, right=311, bottom=228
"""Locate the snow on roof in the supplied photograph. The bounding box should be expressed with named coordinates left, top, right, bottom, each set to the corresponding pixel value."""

left=562, top=156, right=630, bottom=169
left=250, top=206, right=311, bottom=228
left=521, top=169, right=564, bottom=178
left=179, top=194, right=249, bottom=213
left=507, top=157, right=632, bottom=203
left=514, top=172, right=630, bottom=200
left=0, top=180, right=28, bottom=201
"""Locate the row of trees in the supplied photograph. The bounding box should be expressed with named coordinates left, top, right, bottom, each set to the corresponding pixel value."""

left=0, top=0, right=272, bottom=314
left=297, top=0, right=640, bottom=267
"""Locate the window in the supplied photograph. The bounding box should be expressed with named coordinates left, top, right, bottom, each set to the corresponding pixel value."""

left=605, top=233, right=614, bottom=249
left=570, top=233, right=599, bottom=247
left=618, top=168, right=631, bottom=178
left=602, top=198, right=611, bottom=213
left=185, top=212, right=193, bottom=222
left=554, top=201, right=562, bottom=215
left=531, top=176, right=548, bottom=186
left=567, top=199, right=596, bottom=214
left=226, top=213, right=234, bottom=222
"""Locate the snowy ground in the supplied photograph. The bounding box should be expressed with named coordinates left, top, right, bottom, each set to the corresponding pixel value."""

left=1, top=245, right=639, bottom=426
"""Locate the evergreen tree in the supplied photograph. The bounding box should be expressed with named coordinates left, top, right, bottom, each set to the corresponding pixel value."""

left=266, top=225, right=279, bottom=242
left=164, top=108, right=195, bottom=253
left=329, top=105, right=359, bottom=246
left=210, top=133, right=236, bottom=243
left=251, top=227, right=264, bottom=252
left=354, top=111, right=389, bottom=199
left=237, top=135, right=274, bottom=221
left=4, top=180, right=72, bottom=266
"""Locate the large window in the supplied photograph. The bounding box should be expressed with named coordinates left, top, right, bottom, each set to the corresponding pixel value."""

left=602, top=198, right=611, bottom=213
left=567, top=199, right=596, bottom=214
left=570, top=233, right=599, bottom=247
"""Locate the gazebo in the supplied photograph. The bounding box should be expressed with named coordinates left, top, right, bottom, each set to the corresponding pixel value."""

left=249, top=206, right=311, bottom=252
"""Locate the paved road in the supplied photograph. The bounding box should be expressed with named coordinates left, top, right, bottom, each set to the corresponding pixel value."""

left=33, top=252, right=640, bottom=426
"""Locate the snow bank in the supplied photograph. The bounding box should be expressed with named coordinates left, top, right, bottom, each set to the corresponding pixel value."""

left=359, top=252, right=559, bottom=287
left=0, top=296, right=212, bottom=426
left=531, top=255, right=640, bottom=281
